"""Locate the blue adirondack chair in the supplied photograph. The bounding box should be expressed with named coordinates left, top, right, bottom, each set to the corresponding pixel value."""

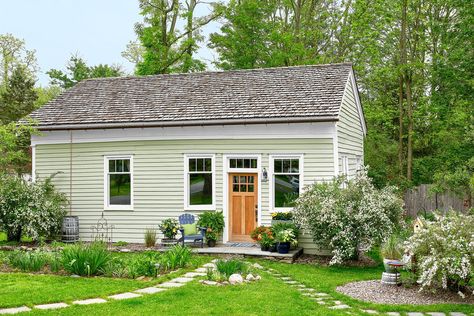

left=178, top=213, right=207, bottom=248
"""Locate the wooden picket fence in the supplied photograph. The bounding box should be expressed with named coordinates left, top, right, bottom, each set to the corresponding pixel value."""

left=403, top=184, right=472, bottom=217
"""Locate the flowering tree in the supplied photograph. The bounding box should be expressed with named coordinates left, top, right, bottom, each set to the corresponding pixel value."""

left=404, top=212, right=474, bottom=296
left=0, top=174, right=67, bottom=241
left=293, top=169, right=403, bottom=265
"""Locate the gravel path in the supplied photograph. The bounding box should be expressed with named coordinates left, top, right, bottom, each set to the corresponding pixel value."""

left=336, top=280, right=474, bottom=305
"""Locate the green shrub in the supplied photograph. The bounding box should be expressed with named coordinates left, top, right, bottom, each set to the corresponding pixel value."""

left=144, top=228, right=157, bottom=248
left=8, top=250, right=49, bottom=272
left=115, top=241, right=129, bottom=247
left=197, top=211, right=225, bottom=241
left=293, top=169, right=403, bottom=265
left=47, top=252, right=62, bottom=273
left=61, top=242, right=111, bottom=276
left=0, top=174, right=68, bottom=241
left=380, top=234, right=403, bottom=260
left=127, top=251, right=160, bottom=278
left=101, top=257, right=129, bottom=278
left=159, top=244, right=191, bottom=271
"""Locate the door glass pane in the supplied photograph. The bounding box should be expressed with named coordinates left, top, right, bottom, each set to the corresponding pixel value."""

left=240, top=176, right=246, bottom=183
left=109, top=174, right=131, bottom=205
left=240, top=184, right=247, bottom=192
left=233, top=184, right=239, bottom=192
left=274, top=175, right=299, bottom=207
left=189, top=173, right=212, bottom=205
left=248, top=184, right=254, bottom=192
left=248, top=176, right=254, bottom=184
left=233, top=176, right=239, bottom=184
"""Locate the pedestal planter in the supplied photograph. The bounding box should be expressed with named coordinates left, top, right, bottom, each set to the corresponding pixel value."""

left=277, top=242, right=291, bottom=254
left=161, top=238, right=178, bottom=247
left=383, top=259, right=402, bottom=273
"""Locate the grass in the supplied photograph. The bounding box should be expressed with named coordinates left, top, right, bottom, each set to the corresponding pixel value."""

left=0, top=255, right=472, bottom=315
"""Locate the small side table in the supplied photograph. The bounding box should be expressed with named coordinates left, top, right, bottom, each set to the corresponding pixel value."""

left=387, top=261, right=404, bottom=285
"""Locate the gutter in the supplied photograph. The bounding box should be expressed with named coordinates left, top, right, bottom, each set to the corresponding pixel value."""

left=36, top=116, right=338, bottom=131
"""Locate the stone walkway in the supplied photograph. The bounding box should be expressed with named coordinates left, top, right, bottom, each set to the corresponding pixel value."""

left=0, top=263, right=210, bottom=315
left=263, top=267, right=471, bottom=316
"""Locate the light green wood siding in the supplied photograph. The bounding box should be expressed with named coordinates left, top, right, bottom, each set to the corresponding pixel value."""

left=337, top=78, right=364, bottom=176
left=35, top=138, right=334, bottom=247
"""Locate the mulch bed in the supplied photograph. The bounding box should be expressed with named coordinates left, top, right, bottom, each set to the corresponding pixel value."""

left=294, top=254, right=378, bottom=267
left=337, top=280, right=474, bottom=305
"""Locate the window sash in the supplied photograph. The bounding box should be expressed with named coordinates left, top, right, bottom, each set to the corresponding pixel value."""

left=105, top=156, right=133, bottom=209
left=271, top=156, right=302, bottom=210
left=185, top=155, right=215, bottom=209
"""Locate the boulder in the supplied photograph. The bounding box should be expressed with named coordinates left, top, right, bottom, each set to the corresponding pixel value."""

left=245, top=274, right=255, bottom=281
left=229, top=274, right=244, bottom=285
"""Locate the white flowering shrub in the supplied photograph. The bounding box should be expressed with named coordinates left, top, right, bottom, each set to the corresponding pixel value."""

left=293, top=169, right=403, bottom=265
left=404, top=212, right=474, bottom=294
left=0, top=175, right=68, bottom=241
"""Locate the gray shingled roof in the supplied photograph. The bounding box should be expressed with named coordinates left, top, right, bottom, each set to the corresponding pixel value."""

left=30, top=63, right=353, bottom=129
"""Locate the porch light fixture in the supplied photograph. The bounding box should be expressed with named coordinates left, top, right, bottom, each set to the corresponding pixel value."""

left=262, top=167, right=268, bottom=182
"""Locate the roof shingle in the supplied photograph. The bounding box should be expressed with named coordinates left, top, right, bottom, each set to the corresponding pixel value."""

left=30, top=63, right=353, bottom=129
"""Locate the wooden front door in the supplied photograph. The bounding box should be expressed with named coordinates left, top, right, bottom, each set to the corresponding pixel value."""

left=229, top=173, right=258, bottom=242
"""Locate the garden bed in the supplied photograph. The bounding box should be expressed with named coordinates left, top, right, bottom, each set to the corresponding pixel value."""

left=336, top=280, right=474, bottom=305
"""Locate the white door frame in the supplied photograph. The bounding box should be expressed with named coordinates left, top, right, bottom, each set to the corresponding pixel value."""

left=222, top=154, right=262, bottom=243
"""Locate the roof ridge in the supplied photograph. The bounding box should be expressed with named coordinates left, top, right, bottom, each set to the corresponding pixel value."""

left=80, top=62, right=353, bottom=83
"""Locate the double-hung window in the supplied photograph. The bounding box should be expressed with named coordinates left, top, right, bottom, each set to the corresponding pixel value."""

left=271, top=156, right=302, bottom=209
left=185, top=155, right=215, bottom=209
left=105, top=156, right=133, bottom=210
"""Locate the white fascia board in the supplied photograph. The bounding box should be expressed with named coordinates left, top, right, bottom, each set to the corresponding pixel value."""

left=31, top=122, right=336, bottom=145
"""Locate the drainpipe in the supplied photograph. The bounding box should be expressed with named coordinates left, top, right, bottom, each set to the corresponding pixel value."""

left=69, top=130, right=73, bottom=216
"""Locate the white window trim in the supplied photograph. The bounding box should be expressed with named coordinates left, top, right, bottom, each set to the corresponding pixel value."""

left=269, top=154, right=304, bottom=212
left=184, top=154, right=216, bottom=211
left=222, top=154, right=262, bottom=243
left=104, top=155, right=134, bottom=211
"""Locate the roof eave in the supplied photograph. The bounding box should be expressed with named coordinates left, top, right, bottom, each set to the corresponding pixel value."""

left=36, top=116, right=339, bottom=131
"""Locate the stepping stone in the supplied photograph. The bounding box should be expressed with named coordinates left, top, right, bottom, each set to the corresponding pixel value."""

left=333, top=300, right=343, bottom=305
left=291, top=284, right=306, bottom=288
left=202, top=263, right=216, bottom=268
left=170, top=277, right=194, bottom=283
left=0, top=307, right=31, bottom=314
left=316, top=301, right=326, bottom=305
left=72, top=298, right=107, bottom=305
left=184, top=272, right=206, bottom=278
left=299, top=288, right=315, bottom=292
left=157, top=282, right=185, bottom=288
left=386, top=313, right=401, bottom=316
left=109, top=292, right=142, bottom=300
left=195, top=268, right=208, bottom=273
left=361, top=310, right=378, bottom=314
left=284, top=281, right=298, bottom=284
left=314, top=292, right=330, bottom=297
left=427, top=313, right=446, bottom=316
left=280, top=277, right=291, bottom=280
left=450, top=314, right=466, bottom=316
left=35, top=303, right=68, bottom=310
left=329, top=304, right=351, bottom=309
left=135, top=287, right=166, bottom=294
left=407, top=313, right=424, bottom=316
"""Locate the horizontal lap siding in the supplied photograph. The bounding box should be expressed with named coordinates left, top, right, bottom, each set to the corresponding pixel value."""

left=338, top=78, right=364, bottom=177
left=35, top=138, right=334, bottom=245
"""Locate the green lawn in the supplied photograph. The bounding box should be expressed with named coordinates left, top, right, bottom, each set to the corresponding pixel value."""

left=1, top=256, right=472, bottom=315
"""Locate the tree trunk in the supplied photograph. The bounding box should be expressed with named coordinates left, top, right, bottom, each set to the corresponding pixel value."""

left=398, top=0, right=408, bottom=179
left=7, top=229, right=21, bottom=242
left=406, top=72, right=413, bottom=181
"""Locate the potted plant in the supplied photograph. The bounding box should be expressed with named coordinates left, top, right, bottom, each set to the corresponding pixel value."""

left=271, top=212, right=293, bottom=225
left=380, top=234, right=403, bottom=273
left=272, top=222, right=299, bottom=249
left=275, top=229, right=296, bottom=254
left=197, top=211, right=225, bottom=247
left=158, top=218, right=179, bottom=243
left=250, top=226, right=274, bottom=251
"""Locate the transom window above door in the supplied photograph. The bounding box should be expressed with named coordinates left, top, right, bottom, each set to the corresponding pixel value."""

left=232, top=175, right=255, bottom=193
left=229, top=158, right=257, bottom=169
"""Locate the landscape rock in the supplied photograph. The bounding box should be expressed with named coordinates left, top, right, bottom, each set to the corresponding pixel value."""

left=229, top=274, right=244, bottom=284
left=245, top=274, right=255, bottom=281
left=201, top=280, right=218, bottom=285
left=252, top=263, right=264, bottom=270
left=255, top=275, right=262, bottom=280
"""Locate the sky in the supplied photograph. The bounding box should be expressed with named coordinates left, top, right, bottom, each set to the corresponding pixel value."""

left=0, top=0, right=218, bottom=86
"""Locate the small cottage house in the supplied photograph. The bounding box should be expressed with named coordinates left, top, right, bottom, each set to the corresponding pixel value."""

left=29, top=63, right=366, bottom=253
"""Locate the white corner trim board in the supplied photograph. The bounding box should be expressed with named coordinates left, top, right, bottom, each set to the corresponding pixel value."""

left=31, top=122, right=337, bottom=145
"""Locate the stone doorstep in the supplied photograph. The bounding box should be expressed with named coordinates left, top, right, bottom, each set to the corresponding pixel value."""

left=34, top=302, right=68, bottom=310
left=72, top=298, right=107, bottom=305
left=108, top=292, right=142, bottom=300
left=0, top=307, right=31, bottom=315
left=134, top=287, right=166, bottom=294
left=157, top=282, right=185, bottom=288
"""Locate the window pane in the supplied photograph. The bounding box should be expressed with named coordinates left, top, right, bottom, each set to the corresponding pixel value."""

left=189, top=173, right=212, bottom=205
left=251, top=159, right=257, bottom=168
left=230, top=159, right=237, bottom=168
left=204, top=158, right=212, bottom=171
left=109, top=174, right=131, bottom=205
left=240, top=184, right=247, bottom=192
left=274, top=175, right=299, bottom=207
left=233, top=176, right=239, bottom=184
left=109, top=160, right=115, bottom=172
left=123, top=159, right=130, bottom=172
left=248, top=176, right=254, bottom=184
left=240, top=176, right=246, bottom=183
left=197, top=158, right=204, bottom=171
left=189, top=159, right=196, bottom=172
left=274, top=159, right=282, bottom=173
left=239, top=159, right=244, bottom=168
left=233, top=184, right=239, bottom=192
left=291, top=159, right=299, bottom=173
left=282, top=160, right=291, bottom=173
left=248, top=184, right=254, bottom=192
left=244, top=159, right=250, bottom=168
